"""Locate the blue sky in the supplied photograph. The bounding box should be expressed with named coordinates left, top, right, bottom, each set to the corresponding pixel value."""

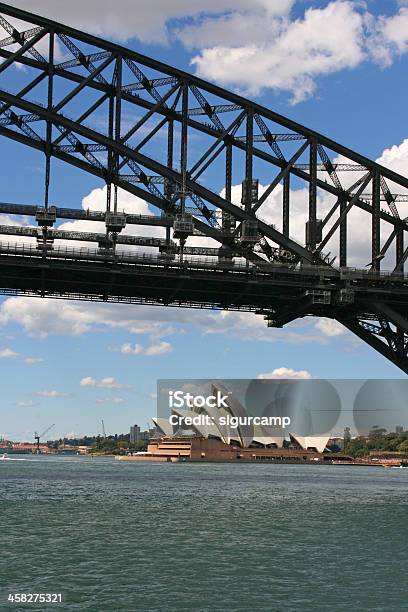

left=1, top=0, right=408, bottom=441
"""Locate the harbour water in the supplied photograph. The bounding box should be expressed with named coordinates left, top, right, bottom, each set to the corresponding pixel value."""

left=1, top=456, right=407, bottom=611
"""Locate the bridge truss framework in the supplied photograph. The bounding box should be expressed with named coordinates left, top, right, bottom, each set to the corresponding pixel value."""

left=0, top=2, right=408, bottom=372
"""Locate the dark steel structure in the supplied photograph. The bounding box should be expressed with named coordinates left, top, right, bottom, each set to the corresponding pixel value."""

left=0, top=3, right=408, bottom=372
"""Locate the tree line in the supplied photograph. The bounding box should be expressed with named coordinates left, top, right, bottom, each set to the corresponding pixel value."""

left=345, top=428, right=408, bottom=458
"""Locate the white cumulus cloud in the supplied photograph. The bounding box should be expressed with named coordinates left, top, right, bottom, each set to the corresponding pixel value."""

left=314, top=319, right=345, bottom=338
left=24, top=357, right=44, bottom=364
left=0, top=348, right=19, bottom=358
left=0, top=298, right=94, bottom=338
left=110, top=341, right=173, bottom=356
left=80, top=376, right=131, bottom=389
left=11, top=0, right=287, bottom=43
left=188, top=1, right=366, bottom=102
left=257, top=367, right=312, bottom=379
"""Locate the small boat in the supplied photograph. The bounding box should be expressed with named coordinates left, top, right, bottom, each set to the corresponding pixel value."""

left=0, top=453, right=9, bottom=460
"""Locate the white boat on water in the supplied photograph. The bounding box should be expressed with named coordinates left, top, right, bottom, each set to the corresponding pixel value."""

left=0, top=453, right=10, bottom=460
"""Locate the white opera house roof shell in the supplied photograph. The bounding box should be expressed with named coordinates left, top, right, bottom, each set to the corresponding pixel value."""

left=153, top=382, right=330, bottom=454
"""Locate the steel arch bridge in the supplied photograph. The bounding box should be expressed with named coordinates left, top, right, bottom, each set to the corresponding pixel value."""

left=1, top=3, right=408, bottom=373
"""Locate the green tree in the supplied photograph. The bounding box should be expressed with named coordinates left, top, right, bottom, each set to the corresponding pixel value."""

left=344, top=438, right=367, bottom=458
left=398, top=440, right=408, bottom=453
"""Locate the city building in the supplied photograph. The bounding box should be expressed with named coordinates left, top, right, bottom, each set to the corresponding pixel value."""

left=130, top=424, right=141, bottom=443
left=9, top=443, right=52, bottom=454
left=130, top=425, right=156, bottom=443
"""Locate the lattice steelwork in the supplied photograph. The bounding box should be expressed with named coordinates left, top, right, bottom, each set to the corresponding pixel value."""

left=0, top=2, right=408, bottom=372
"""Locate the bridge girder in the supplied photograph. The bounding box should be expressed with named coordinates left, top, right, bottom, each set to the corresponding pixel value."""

left=0, top=2, right=408, bottom=373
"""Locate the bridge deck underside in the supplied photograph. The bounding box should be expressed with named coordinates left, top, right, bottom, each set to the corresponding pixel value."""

left=2, top=252, right=408, bottom=373
left=0, top=254, right=303, bottom=310
left=1, top=253, right=408, bottom=311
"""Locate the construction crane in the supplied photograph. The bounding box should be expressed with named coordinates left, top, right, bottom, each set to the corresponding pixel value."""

left=34, top=424, right=54, bottom=454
